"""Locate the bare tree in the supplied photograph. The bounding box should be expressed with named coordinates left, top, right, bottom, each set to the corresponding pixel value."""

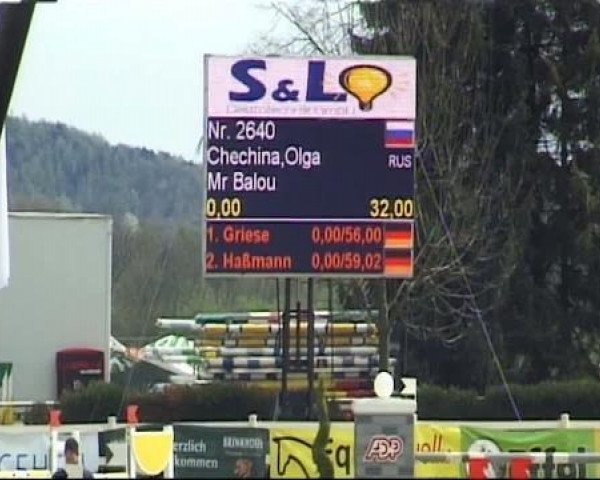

left=259, top=1, right=529, bottom=387
left=251, top=0, right=355, bottom=55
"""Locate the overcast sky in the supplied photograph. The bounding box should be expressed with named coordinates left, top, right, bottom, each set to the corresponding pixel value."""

left=9, top=0, right=287, bottom=161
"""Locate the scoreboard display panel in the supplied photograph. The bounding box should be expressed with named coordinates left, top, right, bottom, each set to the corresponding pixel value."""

left=203, top=56, right=416, bottom=278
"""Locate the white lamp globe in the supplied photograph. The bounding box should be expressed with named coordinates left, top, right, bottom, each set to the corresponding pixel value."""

left=374, top=371, right=394, bottom=398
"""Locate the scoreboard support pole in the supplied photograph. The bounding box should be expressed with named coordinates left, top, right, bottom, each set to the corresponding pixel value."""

left=327, top=280, right=335, bottom=381
left=295, top=299, right=302, bottom=367
left=306, top=278, right=315, bottom=420
left=281, top=278, right=292, bottom=415
left=377, top=279, right=390, bottom=372
left=294, top=280, right=300, bottom=370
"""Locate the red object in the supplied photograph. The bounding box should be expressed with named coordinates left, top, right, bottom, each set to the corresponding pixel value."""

left=49, top=409, right=62, bottom=427
left=56, top=348, right=105, bottom=397
left=510, top=458, right=533, bottom=479
left=469, top=458, right=490, bottom=479
left=127, top=404, right=139, bottom=424
left=333, top=379, right=372, bottom=390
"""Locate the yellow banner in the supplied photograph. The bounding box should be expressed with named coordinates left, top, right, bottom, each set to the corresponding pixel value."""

left=269, top=423, right=354, bottom=478
left=268, top=423, right=461, bottom=479
left=416, top=423, right=462, bottom=478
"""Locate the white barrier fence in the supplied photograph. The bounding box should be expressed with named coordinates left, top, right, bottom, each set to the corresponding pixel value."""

left=0, top=413, right=599, bottom=478
left=417, top=451, right=600, bottom=464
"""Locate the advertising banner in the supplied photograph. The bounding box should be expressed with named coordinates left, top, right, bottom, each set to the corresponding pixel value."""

left=416, top=423, right=462, bottom=478
left=4, top=422, right=600, bottom=479
left=0, top=433, right=49, bottom=471
left=173, top=425, right=268, bottom=478
left=355, top=413, right=414, bottom=478
left=205, top=56, right=416, bottom=120
left=0, top=431, right=99, bottom=472
left=461, top=426, right=598, bottom=478
left=269, top=423, right=354, bottom=479
left=268, top=422, right=460, bottom=479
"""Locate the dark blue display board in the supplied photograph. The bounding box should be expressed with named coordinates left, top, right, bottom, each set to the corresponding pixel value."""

left=204, top=117, right=415, bottom=277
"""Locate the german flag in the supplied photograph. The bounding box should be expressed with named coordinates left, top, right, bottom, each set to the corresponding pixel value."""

left=384, top=251, right=413, bottom=277
left=384, top=223, right=414, bottom=249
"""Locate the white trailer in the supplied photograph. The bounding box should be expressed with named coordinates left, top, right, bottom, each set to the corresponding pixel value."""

left=0, top=212, right=112, bottom=401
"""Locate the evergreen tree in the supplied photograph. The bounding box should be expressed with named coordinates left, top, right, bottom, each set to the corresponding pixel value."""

left=350, top=0, right=600, bottom=385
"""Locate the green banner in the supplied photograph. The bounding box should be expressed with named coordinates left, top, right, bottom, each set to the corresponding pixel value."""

left=173, top=425, right=268, bottom=478
left=461, top=426, right=596, bottom=479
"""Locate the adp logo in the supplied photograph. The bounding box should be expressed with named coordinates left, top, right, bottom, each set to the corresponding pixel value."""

left=229, top=59, right=392, bottom=111
left=363, top=435, right=404, bottom=463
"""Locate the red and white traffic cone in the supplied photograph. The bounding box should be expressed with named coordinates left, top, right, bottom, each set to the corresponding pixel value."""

left=510, top=458, right=532, bottom=479
left=469, top=458, right=491, bottom=479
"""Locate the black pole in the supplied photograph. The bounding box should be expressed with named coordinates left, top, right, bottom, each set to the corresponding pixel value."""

left=378, top=279, right=390, bottom=372
left=275, top=279, right=281, bottom=358
left=306, top=278, right=315, bottom=420
left=0, top=2, right=36, bottom=129
left=276, top=278, right=283, bottom=360
left=295, top=299, right=301, bottom=369
left=328, top=279, right=334, bottom=377
left=281, top=279, right=291, bottom=415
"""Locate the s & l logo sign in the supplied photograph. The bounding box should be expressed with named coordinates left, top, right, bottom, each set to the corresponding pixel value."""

left=228, top=59, right=393, bottom=112
left=363, top=435, right=404, bottom=463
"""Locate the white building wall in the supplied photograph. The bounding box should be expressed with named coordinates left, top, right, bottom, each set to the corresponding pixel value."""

left=0, top=212, right=112, bottom=401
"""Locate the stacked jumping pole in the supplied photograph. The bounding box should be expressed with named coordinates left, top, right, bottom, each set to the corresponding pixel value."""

left=154, top=310, right=395, bottom=396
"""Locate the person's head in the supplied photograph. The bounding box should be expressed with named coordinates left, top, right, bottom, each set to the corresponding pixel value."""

left=234, top=458, right=253, bottom=478
left=64, top=438, right=79, bottom=464
left=51, top=468, right=68, bottom=479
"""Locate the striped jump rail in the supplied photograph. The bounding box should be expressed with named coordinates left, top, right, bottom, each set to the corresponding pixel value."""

left=233, top=377, right=373, bottom=390
left=157, top=311, right=379, bottom=330
left=193, top=346, right=380, bottom=357
left=189, top=309, right=378, bottom=324
left=157, top=320, right=378, bottom=336
left=205, top=368, right=379, bottom=381
left=196, top=322, right=378, bottom=337
left=143, top=345, right=379, bottom=358
left=202, top=355, right=393, bottom=369
left=196, top=335, right=379, bottom=348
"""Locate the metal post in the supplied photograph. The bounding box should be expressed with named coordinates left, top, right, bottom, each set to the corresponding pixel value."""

left=328, top=279, right=334, bottom=377
left=377, top=279, right=390, bottom=372
left=295, top=300, right=302, bottom=369
left=307, top=278, right=315, bottom=420
left=275, top=279, right=281, bottom=358
left=281, top=279, right=291, bottom=414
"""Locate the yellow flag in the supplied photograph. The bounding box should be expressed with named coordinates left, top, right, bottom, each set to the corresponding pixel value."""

left=132, top=430, right=174, bottom=476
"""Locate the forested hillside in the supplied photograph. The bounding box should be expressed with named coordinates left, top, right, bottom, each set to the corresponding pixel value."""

left=4, top=116, right=287, bottom=341
left=5, top=116, right=202, bottom=225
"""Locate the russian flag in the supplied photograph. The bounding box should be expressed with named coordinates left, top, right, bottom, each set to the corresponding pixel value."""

left=385, top=121, right=415, bottom=148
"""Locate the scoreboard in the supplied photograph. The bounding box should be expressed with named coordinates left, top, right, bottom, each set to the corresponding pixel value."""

left=203, top=56, right=416, bottom=277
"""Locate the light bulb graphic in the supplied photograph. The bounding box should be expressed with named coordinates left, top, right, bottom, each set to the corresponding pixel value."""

left=339, top=64, right=392, bottom=111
